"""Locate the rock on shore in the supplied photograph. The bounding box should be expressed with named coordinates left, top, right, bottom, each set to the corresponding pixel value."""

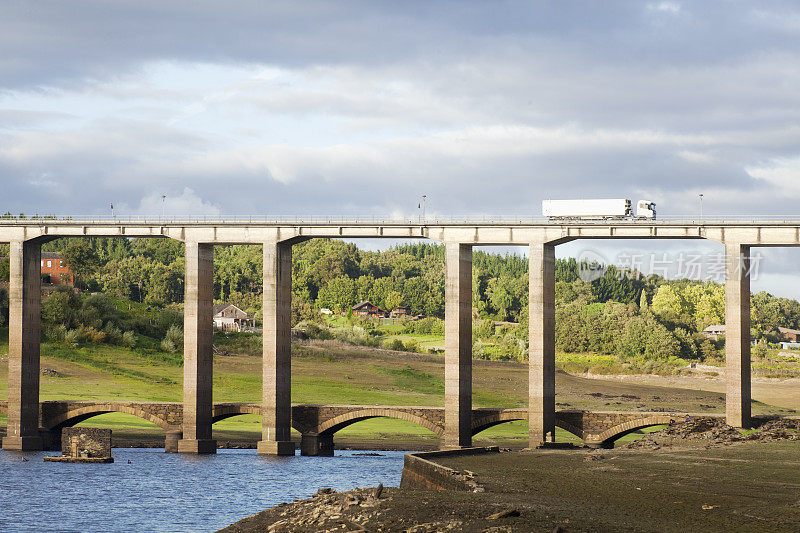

left=219, top=486, right=388, bottom=533
left=217, top=484, right=507, bottom=533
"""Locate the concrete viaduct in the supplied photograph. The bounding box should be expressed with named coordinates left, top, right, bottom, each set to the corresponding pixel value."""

left=0, top=217, right=788, bottom=454
left=0, top=400, right=720, bottom=453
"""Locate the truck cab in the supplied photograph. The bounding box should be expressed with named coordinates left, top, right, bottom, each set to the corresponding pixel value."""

left=636, top=200, right=656, bottom=219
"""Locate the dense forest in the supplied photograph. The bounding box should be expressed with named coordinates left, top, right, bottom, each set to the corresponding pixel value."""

left=2, top=238, right=800, bottom=364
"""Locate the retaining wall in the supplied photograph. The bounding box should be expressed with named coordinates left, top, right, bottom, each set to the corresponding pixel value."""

left=399, top=447, right=498, bottom=491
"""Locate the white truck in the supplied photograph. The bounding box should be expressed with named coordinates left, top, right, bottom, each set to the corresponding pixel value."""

left=542, top=199, right=656, bottom=220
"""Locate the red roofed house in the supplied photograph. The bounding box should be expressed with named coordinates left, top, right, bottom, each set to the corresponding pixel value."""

left=40, top=252, right=74, bottom=286
left=389, top=306, right=411, bottom=318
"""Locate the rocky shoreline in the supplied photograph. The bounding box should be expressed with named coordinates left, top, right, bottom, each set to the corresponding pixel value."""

left=623, top=417, right=800, bottom=449
left=218, top=485, right=524, bottom=533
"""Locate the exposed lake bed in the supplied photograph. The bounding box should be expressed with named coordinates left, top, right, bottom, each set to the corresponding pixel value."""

left=224, top=437, right=800, bottom=533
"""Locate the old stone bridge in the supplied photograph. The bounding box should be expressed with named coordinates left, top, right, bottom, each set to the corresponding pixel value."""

left=0, top=400, right=720, bottom=455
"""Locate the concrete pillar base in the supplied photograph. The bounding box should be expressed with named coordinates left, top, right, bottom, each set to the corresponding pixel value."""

left=2, top=435, right=44, bottom=451
left=439, top=443, right=472, bottom=451
left=177, top=439, right=217, bottom=454
left=300, top=434, right=334, bottom=456
left=257, top=440, right=296, bottom=456
left=583, top=442, right=613, bottom=450
left=165, top=430, right=182, bottom=453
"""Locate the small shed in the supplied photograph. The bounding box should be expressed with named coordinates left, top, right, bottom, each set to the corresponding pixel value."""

left=702, top=324, right=725, bottom=341
left=777, top=327, right=800, bottom=343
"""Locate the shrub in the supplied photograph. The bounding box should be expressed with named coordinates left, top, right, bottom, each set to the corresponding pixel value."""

left=304, top=322, right=333, bottom=340
left=103, top=323, right=123, bottom=345
left=385, top=338, right=405, bottom=351
left=121, top=331, right=136, bottom=348
left=474, top=319, right=495, bottom=339
left=404, top=317, right=445, bottom=336
left=404, top=340, right=420, bottom=353
left=333, top=326, right=380, bottom=347
left=77, top=325, right=106, bottom=344
left=472, top=339, right=487, bottom=360
left=64, top=329, right=79, bottom=347
left=161, top=338, right=177, bottom=353
left=46, top=324, right=68, bottom=342
left=164, top=324, right=183, bottom=348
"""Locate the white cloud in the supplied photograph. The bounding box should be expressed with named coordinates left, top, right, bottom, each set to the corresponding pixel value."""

left=746, top=157, right=800, bottom=198
left=677, top=151, right=717, bottom=164
left=648, top=2, right=682, bottom=14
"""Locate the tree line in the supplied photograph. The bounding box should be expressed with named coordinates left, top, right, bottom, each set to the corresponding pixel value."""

left=2, top=238, right=800, bottom=363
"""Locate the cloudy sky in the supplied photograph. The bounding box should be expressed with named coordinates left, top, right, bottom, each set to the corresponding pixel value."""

left=2, top=1, right=800, bottom=294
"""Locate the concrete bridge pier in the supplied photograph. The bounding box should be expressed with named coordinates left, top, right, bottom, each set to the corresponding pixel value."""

left=2, top=240, right=44, bottom=451
left=257, top=241, right=296, bottom=456
left=725, top=242, right=752, bottom=429
left=529, top=242, right=556, bottom=447
left=300, top=434, right=334, bottom=456
left=443, top=242, right=473, bottom=449
left=177, top=242, right=217, bottom=454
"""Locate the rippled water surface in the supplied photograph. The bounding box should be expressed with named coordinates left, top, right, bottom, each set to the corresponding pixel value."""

left=0, top=448, right=407, bottom=532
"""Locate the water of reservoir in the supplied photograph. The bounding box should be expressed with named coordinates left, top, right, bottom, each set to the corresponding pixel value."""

left=0, top=448, right=408, bottom=532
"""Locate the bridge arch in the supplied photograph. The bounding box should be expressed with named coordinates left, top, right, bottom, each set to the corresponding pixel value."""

left=471, top=411, right=584, bottom=439
left=211, top=404, right=261, bottom=424
left=43, top=404, right=172, bottom=431
left=587, top=415, right=676, bottom=446
left=315, top=408, right=444, bottom=437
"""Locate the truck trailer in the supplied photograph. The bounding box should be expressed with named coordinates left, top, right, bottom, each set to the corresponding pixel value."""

left=542, top=199, right=656, bottom=220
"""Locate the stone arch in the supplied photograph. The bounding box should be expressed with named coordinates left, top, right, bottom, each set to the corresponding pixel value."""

left=211, top=404, right=261, bottom=424
left=43, top=404, right=172, bottom=431
left=471, top=410, right=526, bottom=436
left=586, top=415, right=677, bottom=446
left=471, top=411, right=584, bottom=440
left=316, top=408, right=445, bottom=437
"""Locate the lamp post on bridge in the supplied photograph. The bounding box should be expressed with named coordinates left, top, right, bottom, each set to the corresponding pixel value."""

left=699, top=193, right=704, bottom=222
left=418, top=195, right=427, bottom=223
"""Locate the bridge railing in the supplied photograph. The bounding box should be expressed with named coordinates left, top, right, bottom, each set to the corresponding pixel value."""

left=4, top=215, right=800, bottom=226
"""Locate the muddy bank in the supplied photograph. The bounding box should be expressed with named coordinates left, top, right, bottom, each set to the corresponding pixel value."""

left=222, top=424, right=800, bottom=532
